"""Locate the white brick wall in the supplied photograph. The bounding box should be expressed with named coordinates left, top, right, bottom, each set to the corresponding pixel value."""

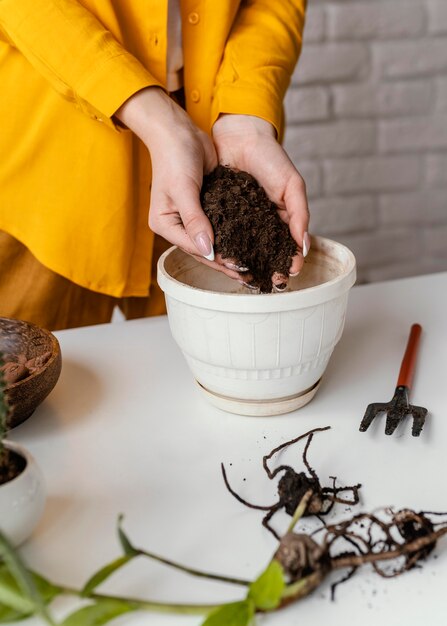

left=426, top=154, right=447, bottom=186
left=284, top=87, right=329, bottom=122
left=428, top=0, right=447, bottom=34
left=437, top=77, right=447, bottom=111
left=285, top=0, right=447, bottom=283
left=327, top=1, right=426, bottom=40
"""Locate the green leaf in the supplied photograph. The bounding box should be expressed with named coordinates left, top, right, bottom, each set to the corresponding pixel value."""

left=0, top=566, right=60, bottom=621
left=31, top=571, right=62, bottom=604
left=0, top=601, right=31, bottom=623
left=117, top=516, right=138, bottom=557
left=0, top=566, right=34, bottom=614
left=201, top=600, right=255, bottom=626
left=61, top=599, right=136, bottom=626
left=0, top=531, right=55, bottom=625
left=248, top=561, right=285, bottom=611
left=82, top=556, right=134, bottom=596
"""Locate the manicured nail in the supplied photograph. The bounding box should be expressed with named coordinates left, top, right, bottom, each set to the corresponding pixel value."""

left=303, top=232, right=310, bottom=258
left=225, top=262, right=249, bottom=272
left=238, top=280, right=259, bottom=291
left=289, top=270, right=300, bottom=277
left=195, top=232, right=214, bottom=261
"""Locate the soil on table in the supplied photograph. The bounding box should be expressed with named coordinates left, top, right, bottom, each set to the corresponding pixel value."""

left=0, top=448, right=26, bottom=485
left=201, top=166, right=298, bottom=293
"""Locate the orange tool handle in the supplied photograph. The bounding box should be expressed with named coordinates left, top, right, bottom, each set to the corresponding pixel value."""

left=397, top=324, right=423, bottom=389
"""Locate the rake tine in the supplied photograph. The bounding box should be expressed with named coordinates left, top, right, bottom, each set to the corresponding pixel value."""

left=359, top=403, right=387, bottom=432
left=411, top=406, right=428, bottom=437
left=385, top=410, right=403, bottom=436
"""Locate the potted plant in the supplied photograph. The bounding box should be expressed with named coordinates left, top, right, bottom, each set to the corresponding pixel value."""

left=0, top=352, right=46, bottom=547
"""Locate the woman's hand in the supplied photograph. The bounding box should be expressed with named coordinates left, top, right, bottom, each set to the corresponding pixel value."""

left=212, top=114, right=310, bottom=289
left=115, top=87, right=241, bottom=281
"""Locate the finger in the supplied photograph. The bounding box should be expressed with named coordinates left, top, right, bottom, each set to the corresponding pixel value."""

left=267, top=170, right=309, bottom=273
left=272, top=271, right=288, bottom=292
left=238, top=280, right=260, bottom=293
left=272, top=212, right=300, bottom=275
left=283, top=175, right=310, bottom=251
left=289, top=254, right=301, bottom=276
left=173, top=180, right=216, bottom=261
left=151, top=208, right=240, bottom=280
left=214, top=253, right=250, bottom=273
left=197, top=249, right=252, bottom=278
left=150, top=207, right=205, bottom=257
left=224, top=262, right=250, bottom=273
left=206, top=253, right=253, bottom=282
left=190, top=254, right=242, bottom=281
left=150, top=192, right=250, bottom=282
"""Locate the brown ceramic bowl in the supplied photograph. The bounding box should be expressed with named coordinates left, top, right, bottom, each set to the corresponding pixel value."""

left=0, top=317, right=62, bottom=429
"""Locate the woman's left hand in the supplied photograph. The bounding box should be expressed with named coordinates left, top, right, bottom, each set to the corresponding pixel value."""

left=212, top=114, right=310, bottom=289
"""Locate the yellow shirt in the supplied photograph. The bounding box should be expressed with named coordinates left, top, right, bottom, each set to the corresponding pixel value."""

left=0, top=0, right=306, bottom=297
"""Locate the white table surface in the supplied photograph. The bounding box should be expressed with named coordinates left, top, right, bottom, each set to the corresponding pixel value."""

left=9, top=271, right=447, bottom=625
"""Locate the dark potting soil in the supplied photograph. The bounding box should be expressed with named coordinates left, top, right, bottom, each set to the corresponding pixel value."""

left=201, top=166, right=298, bottom=293
left=0, top=448, right=26, bottom=485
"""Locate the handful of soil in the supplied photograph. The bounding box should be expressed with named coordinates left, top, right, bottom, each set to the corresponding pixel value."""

left=201, top=166, right=298, bottom=293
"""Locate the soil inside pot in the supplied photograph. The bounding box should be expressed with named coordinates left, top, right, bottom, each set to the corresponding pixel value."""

left=201, top=166, right=298, bottom=293
left=0, top=448, right=26, bottom=485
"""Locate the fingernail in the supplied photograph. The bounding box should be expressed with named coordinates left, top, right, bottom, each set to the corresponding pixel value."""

left=273, top=283, right=287, bottom=292
left=195, top=232, right=214, bottom=261
left=289, top=270, right=300, bottom=277
left=303, top=232, right=310, bottom=258
left=238, top=280, right=259, bottom=291
left=225, top=262, right=249, bottom=272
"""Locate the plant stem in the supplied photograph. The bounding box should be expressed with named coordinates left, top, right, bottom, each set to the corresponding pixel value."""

left=279, top=571, right=324, bottom=607
left=287, top=490, right=313, bottom=533
left=136, top=547, right=250, bottom=587
left=281, top=576, right=313, bottom=600
left=60, top=585, right=234, bottom=615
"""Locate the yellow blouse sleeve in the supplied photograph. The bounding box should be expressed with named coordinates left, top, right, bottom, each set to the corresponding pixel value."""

left=211, top=0, right=306, bottom=139
left=0, top=0, right=162, bottom=130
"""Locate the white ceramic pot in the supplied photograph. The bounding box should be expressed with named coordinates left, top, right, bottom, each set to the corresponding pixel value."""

left=0, top=441, right=46, bottom=546
left=157, top=236, right=356, bottom=416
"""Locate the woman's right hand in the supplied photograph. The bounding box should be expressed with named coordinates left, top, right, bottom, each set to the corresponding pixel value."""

left=115, top=87, right=241, bottom=281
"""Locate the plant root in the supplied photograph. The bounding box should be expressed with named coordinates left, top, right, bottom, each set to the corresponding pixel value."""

left=222, top=427, right=362, bottom=539
left=272, top=508, right=447, bottom=603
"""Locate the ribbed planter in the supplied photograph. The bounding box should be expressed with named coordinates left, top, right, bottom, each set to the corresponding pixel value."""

left=158, top=236, right=356, bottom=416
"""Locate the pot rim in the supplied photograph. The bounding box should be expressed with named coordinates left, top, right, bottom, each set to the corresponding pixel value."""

left=157, top=235, right=356, bottom=313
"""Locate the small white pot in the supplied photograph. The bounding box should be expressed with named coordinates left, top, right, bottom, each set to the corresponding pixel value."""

left=158, top=236, right=356, bottom=416
left=0, top=441, right=46, bottom=546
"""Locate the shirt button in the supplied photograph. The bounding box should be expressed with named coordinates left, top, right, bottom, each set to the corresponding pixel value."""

left=190, top=89, right=200, bottom=102
left=188, top=12, right=200, bottom=25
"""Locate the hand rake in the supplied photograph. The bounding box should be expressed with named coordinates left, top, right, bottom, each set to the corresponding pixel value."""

left=359, top=323, right=427, bottom=437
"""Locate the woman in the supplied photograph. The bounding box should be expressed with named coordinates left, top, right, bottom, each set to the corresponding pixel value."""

left=0, top=0, right=309, bottom=330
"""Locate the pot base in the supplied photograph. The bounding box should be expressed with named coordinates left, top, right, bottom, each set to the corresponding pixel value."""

left=196, top=379, right=322, bottom=416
